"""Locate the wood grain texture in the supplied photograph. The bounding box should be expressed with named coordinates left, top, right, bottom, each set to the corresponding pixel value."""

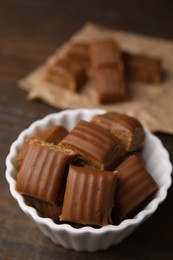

left=0, top=0, right=173, bottom=259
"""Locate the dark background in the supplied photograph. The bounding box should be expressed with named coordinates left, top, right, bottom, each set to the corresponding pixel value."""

left=0, top=0, right=173, bottom=259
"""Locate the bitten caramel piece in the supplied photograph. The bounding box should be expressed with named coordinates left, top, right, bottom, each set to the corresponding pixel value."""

left=66, top=42, right=91, bottom=68
left=17, top=125, right=68, bottom=168
left=92, top=112, right=144, bottom=152
left=90, top=39, right=122, bottom=67
left=114, top=155, right=158, bottom=221
left=16, top=140, right=75, bottom=204
left=24, top=196, right=61, bottom=222
left=58, top=120, right=125, bottom=170
left=46, top=58, right=87, bottom=92
left=122, top=51, right=161, bottom=83
left=94, top=66, right=128, bottom=103
left=60, top=165, right=117, bottom=226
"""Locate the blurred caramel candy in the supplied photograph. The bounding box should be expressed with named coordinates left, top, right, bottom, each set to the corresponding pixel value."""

left=90, top=39, right=122, bottom=67
left=66, top=42, right=90, bottom=68
left=60, top=165, right=117, bottom=226
left=90, top=39, right=128, bottom=103
left=46, top=58, right=87, bottom=92
left=16, top=140, right=74, bottom=204
left=58, top=120, right=125, bottom=170
left=114, top=155, right=158, bottom=221
left=122, top=51, right=161, bottom=83
left=92, top=112, right=144, bottom=152
left=17, top=125, right=68, bottom=167
left=94, top=66, right=128, bottom=103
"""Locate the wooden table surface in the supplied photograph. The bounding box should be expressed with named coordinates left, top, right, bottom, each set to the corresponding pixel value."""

left=0, top=0, right=173, bottom=259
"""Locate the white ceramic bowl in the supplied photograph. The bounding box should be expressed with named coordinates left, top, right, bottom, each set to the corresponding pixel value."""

left=5, top=108, right=172, bottom=252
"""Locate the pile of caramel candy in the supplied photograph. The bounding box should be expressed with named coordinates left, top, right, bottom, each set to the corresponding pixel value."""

left=16, top=112, right=158, bottom=227
left=46, top=39, right=161, bottom=104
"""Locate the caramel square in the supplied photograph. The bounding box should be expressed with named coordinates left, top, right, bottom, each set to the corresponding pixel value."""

left=90, top=39, right=122, bottom=68
left=122, top=51, right=161, bottom=83
left=46, top=58, right=87, bottom=92
left=17, top=125, right=68, bottom=168
left=58, top=120, right=125, bottom=170
left=16, top=140, right=74, bottom=204
left=94, top=66, right=128, bottom=103
left=66, top=42, right=90, bottom=68
left=92, top=112, right=144, bottom=152
left=60, top=165, right=117, bottom=226
left=115, top=155, right=158, bottom=221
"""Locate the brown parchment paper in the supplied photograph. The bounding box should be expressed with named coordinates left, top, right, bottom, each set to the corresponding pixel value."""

left=18, top=23, right=173, bottom=133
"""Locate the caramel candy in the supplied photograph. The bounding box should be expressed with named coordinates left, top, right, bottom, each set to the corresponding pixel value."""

left=114, top=155, right=158, bottom=221
left=24, top=196, right=61, bottom=222
left=46, top=58, right=87, bottom=92
left=66, top=42, right=90, bottom=68
left=122, top=51, right=161, bottom=83
left=17, top=125, right=68, bottom=167
left=92, top=112, right=144, bottom=152
left=94, top=66, right=128, bottom=103
left=90, top=39, right=122, bottom=68
left=60, top=165, right=117, bottom=226
left=90, top=39, right=128, bottom=103
left=16, top=140, right=74, bottom=204
left=58, top=120, right=125, bottom=170
left=32, top=125, right=68, bottom=143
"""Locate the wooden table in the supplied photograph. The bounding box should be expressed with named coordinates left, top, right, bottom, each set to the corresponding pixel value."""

left=0, top=0, right=173, bottom=259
